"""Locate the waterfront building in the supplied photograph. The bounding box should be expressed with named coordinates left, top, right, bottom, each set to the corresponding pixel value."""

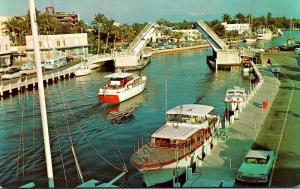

left=25, top=33, right=88, bottom=61
left=45, top=6, right=80, bottom=28
left=172, top=29, right=202, bottom=41
left=0, top=35, right=11, bottom=67
left=222, top=23, right=250, bottom=34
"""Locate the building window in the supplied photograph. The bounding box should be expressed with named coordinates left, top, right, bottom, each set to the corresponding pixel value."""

left=57, top=41, right=61, bottom=47
left=6, top=45, right=8, bottom=51
left=63, top=40, right=66, bottom=46
left=39, top=41, right=42, bottom=47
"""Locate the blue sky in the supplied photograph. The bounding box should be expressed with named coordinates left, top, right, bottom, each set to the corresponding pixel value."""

left=1, top=0, right=300, bottom=24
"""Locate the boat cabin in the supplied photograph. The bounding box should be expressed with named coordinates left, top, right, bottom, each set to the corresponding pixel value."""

left=104, top=73, right=134, bottom=89
left=226, top=87, right=245, bottom=97
left=150, top=104, right=215, bottom=149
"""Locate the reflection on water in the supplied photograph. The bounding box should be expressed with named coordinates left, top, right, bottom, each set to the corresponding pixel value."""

left=0, top=49, right=251, bottom=187
left=103, top=92, right=147, bottom=124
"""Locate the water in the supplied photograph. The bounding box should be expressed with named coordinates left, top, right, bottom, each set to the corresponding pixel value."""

left=0, top=49, right=251, bottom=187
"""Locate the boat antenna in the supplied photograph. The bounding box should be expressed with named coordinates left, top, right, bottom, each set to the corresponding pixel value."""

left=28, top=0, right=54, bottom=187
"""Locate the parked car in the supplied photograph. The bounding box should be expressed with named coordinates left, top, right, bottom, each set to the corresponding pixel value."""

left=1, top=68, right=22, bottom=80
left=21, top=63, right=35, bottom=70
left=236, top=150, right=274, bottom=183
left=44, top=56, right=67, bottom=70
left=271, top=64, right=280, bottom=74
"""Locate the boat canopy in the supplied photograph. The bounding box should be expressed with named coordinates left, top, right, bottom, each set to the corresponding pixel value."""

left=151, top=123, right=207, bottom=141
left=166, top=104, right=213, bottom=116
left=105, top=73, right=133, bottom=79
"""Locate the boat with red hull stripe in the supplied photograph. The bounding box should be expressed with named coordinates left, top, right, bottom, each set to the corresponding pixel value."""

left=98, top=72, right=147, bottom=104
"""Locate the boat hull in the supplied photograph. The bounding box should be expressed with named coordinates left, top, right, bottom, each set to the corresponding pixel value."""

left=98, top=82, right=146, bottom=104
left=136, top=140, right=215, bottom=187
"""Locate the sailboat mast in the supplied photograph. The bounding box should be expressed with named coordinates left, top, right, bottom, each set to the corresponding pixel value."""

left=28, top=0, right=54, bottom=187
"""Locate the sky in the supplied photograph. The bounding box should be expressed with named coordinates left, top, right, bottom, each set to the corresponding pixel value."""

left=0, top=0, right=300, bottom=24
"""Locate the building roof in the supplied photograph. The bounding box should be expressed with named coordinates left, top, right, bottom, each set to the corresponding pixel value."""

left=104, top=72, right=133, bottom=79
left=246, top=150, right=272, bottom=159
left=151, top=123, right=207, bottom=140
left=166, top=104, right=213, bottom=116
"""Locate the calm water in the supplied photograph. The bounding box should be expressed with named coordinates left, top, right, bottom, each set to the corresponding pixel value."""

left=0, top=49, right=252, bottom=187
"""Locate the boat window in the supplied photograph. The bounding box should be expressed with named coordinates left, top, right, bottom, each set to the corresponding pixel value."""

left=167, top=114, right=182, bottom=122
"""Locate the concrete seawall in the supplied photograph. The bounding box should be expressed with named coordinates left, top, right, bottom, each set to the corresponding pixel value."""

left=183, top=63, right=280, bottom=187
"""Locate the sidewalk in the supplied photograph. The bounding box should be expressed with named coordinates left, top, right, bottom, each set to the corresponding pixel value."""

left=183, top=66, right=280, bottom=187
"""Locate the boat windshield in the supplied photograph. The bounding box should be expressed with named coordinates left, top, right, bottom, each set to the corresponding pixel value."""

left=167, top=114, right=207, bottom=124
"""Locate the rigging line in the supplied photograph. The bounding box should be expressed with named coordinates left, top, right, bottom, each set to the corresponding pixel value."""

left=31, top=89, right=36, bottom=176
left=46, top=87, right=69, bottom=186
left=54, top=82, right=125, bottom=172
left=21, top=88, right=26, bottom=177
left=113, top=137, right=127, bottom=171
left=15, top=87, right=25, bottom=178
left=104, top=136, right=124, bottom=169
left=50, top=80, right=83, bottom=183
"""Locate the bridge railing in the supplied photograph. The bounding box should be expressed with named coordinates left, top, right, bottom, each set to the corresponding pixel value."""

left=197, top=21, right=227, bottom=49
left=127, top=23, right=154, bottom=52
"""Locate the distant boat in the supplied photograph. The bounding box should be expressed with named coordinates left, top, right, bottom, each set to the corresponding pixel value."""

left=74, top=66, right=92, bottom=77
left=98, top=72, right=147, bottom=104
left=224, top=86, right=247, bottom=112
left=1, top=68, right=22, bottom=80
left=257, top=29, right=272, bottom=40
left=245, top=38, right=256, bottom=43
left=131, top=104, right=221, bottom=187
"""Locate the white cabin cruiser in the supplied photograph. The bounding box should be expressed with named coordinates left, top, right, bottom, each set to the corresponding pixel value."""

left=224, top=86, right=247, bottom=112
left=74, top=66, right=92, bottom=77
left=131, top=104, right=221, bottom=187
left=98, top=72, right=146, bottom=104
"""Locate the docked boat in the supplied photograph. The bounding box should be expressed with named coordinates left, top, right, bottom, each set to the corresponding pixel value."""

left=245, top=38, right=256, bottom=43
left=131, top=104, right=221, bottom=187
left=1, top=71, right=22, bottom=80
left=74, top=66, right=92, bottom=77
left=98, top=72, right=146, bottom=104
left=207, top=55, right=216, bottom=69
left=224, top=86, right=247, bottom=112
left=257, top=29, right=272, bottom=40
left=241, top=57, right=253, bottom=74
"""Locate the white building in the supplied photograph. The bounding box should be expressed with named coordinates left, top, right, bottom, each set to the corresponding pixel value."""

left=172, top=29, right=202, bottom=41
left=222, top=23, right=250, bottom=34
left=0, top=35, right=11, bottom=67
left=26, top=33, right=88, bottom=60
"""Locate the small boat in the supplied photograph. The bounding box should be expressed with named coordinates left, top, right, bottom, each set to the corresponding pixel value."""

left=74, top=66, right=92, bottom=77
left=131, top=104, right=221, bottom=187
left=207, top=56, right=216, bottom=69
left=98, top=72, right=146, bottom=104
left=224, top=86, right=247, bottom=112
left=1, top=71, right=22, bottom=80
left=241, top=57, right=253, bottom=74
left=257, top=29, right=272, bottom=40
left=89, top=63, right=101, bottom=70
left=245, top=38, right=256, bottom=43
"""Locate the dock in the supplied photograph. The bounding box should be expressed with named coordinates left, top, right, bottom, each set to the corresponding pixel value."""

left=183, top=64, right=280, bottom=187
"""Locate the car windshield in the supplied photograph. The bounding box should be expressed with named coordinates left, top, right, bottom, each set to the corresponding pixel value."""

left=246, top=157, right=267, bottom=164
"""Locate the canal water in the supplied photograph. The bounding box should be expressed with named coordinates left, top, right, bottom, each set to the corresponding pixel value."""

left=0, top=49, right=253, bottom=187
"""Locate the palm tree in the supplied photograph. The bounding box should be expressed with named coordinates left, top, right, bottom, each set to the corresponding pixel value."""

left=222, top=14, right=231, bottom=23
left=102, top=19, right=115, bottom=53
left=91, top=13, right=107, bottom=54
left=170, top=31, right=184, bottom=46
left=235, top=13, right=246, bottom=23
